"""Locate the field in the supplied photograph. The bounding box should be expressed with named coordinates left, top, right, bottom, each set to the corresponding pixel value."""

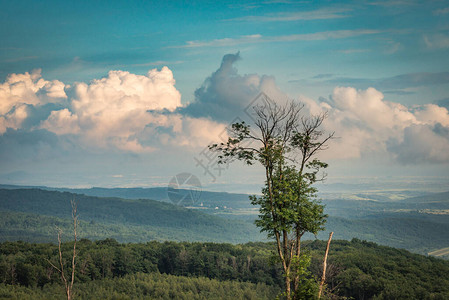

left=428, top=247, right=449, bottom=257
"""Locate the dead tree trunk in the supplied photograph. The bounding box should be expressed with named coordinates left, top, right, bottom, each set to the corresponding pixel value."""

left=318, top=232, right=333, bottom=299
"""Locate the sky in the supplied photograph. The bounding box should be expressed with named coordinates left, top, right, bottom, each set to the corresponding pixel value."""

left=1, top=0, right=449, bottom=193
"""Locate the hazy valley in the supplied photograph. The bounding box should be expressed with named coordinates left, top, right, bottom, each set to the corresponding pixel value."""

left=1, top=184, right=448, bottom=259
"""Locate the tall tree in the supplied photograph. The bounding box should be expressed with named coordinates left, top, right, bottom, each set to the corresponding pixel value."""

left=209, top=94, right=333, bottom=299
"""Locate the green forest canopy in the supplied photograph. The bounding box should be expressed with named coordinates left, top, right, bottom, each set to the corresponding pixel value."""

left=1, top=239, right=449, bottom=299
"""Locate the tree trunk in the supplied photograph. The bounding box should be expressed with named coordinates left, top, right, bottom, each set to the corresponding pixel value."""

left=318, top=232, right=333, bottom=299
left=266, top=163, right=291, bottom=300
left=293, top=229, right=302, bottom=292
left=285, top=269, right=291, bottom=300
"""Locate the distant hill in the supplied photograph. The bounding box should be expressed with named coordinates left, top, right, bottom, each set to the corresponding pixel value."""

left=317, top=215, right=449, bottom=256
left=0, top=184, right=253, bottom=209
left=1, top=185, right=449, bottom=258
left=400, top=190, right=449, bottom=204
left=0, top=188, right=264, bottom=243
left=316, top=191, right=449, bottom=256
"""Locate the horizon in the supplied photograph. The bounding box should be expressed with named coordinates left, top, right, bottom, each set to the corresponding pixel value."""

left=2, top=174, right=449, bottom=196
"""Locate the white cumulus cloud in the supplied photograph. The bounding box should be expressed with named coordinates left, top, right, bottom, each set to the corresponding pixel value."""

left=301, top=86, right=449, bottom=164
left=0, top=69, right=66, bottom=115
left=51, top=67, right=183, bottom=151
left=2, top=55, right=449, bottom=165
left=1, top=67, right=228, bottom=153
left=38, top=66, right=229, bottom=153
left=0, top=69, right=67, bottom=133
left=41, top=108, right=80, bottom=135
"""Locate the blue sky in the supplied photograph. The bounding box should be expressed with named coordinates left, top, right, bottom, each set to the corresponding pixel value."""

left=1, top=0, right=449, bottom=192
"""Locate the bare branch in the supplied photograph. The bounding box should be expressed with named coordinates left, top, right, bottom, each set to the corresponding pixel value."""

left=57, top=229, right=68, bottom=288
left=45, top=258, right=62, bottom=274
left=70, top=198, right=78, bottom=291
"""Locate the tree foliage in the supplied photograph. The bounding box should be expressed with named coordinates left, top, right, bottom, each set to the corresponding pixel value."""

left=1, top=239, right=449, bottom=299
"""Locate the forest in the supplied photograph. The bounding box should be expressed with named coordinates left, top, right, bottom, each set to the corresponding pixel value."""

left=1, top=239, right=449, bottom=299
left=2, top=186, right=448, bottom=258
left=0, top=188, right=263, bottom=244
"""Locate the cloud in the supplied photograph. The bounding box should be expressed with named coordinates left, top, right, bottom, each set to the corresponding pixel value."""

left=313, top=74, right=334, bottom=79
left=180, top=35, right=263, bottom=48
left=0, top=128, right=60, bottom=164
left=178, top=56, right=449, bottom=165
left=384, top=41, right=401, bottom=54
left=338, top=49, right=370, bottom=54
left=41, top=108, right=80, bottom=135
left=0, top=66, right=228, bottom=153
left=2, top=54, right=448, bottom=167
left=424, top=34, right=449, bottom=49
left=299, top=71, right=449, bottom=93
left=180, top=52, right=287, bottom=122
left=132, top=60, right=184, bottom=67
left=413, top=104, right=449, bottom=127
left=377, top=72, right=449, bottom=89
left=387, top=124, right=449, bottom=164
left=43, top=67, right=184, bottom=152
left=301, top=87, right=449, bottom=164
left=0, top=69, right=67, bottom=115
left=382, top=90, right=415, bottom=95
left=0, top=104, right=30, bottom=134
left=0, top=69, right=67, bottom=134
left=367, top=1, right=415, bottom=7
left=231, top=8, right=352, bottom=22
left=135, top=114, right=227, bottom=149
left=433, top=7, right=449, bottom=15
left=176, top=30, right=380, bottom=48
left=2, top=56, right=38, bottom=63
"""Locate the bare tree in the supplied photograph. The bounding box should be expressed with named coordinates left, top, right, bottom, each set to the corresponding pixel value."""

left=47, top=199, right=78, bottom=300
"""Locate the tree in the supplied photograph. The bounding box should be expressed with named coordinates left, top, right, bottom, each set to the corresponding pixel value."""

left=209, top=94, right=333, bottom=299
left=47, top=199, right=78, bottom=300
